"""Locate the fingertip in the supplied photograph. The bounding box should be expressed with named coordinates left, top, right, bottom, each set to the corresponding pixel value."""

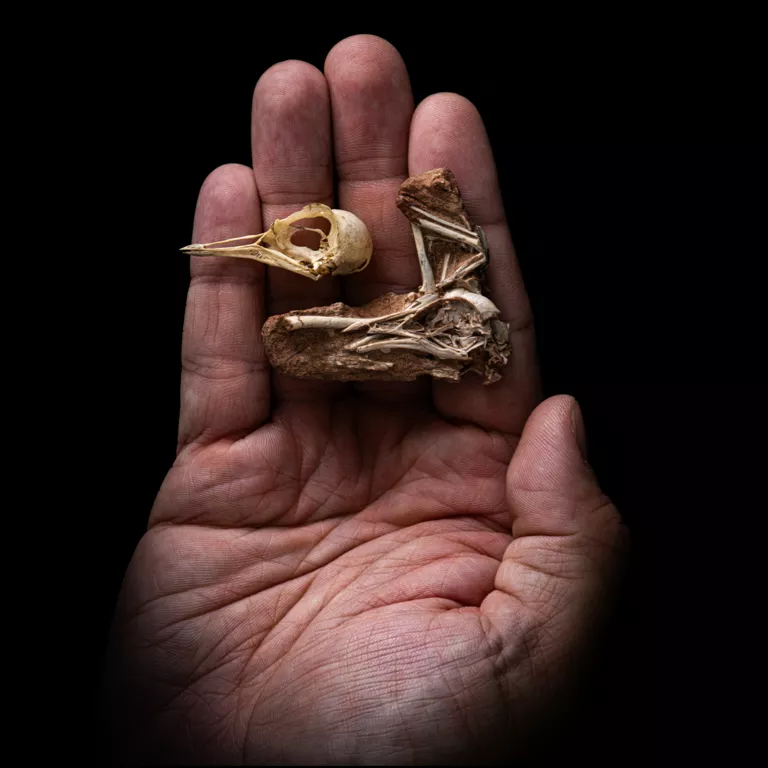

left=531, top=394, right=588, bottom=463
left=252, top=62, right=330, bottom=169
left=507, top=395, right=583, bottom=504
left=535, top=393, right=577, bottom=422
left=517, top=394, right=579, bottom=459
left=324, top=31, right=416, bottom=307
left=250, top=56, right=333, bottom=219
left=411, top=93, right=484, bottom=167
left=409, top=93, right=504, bottom=229
left=193, top=163, right=260, bottom=244
left=505, top=393, right=627, bottom=545
left=323, top=35, right=413, bottom=138
left=411, top=92, right=484, bottom=146
left=254, top=59, right=328, bottom=102
left=199, top=162, right=255, bottom=202
left=413, top=91, right=479, bottom=122
left=324, top=34, right=404, bottom=75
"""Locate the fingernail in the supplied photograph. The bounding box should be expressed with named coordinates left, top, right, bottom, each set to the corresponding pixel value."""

left=570, top=400, right=588, bottom=459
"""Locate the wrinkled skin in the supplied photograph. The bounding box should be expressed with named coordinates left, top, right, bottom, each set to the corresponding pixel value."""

left=106, top=35, right=628, bottom=765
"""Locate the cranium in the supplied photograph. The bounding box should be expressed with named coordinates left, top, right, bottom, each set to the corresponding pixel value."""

left=181, top=203, right=373, bottom=280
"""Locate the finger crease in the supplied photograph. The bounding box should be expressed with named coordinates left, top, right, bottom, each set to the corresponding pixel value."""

left=259, top=191, right=333, bottom=206
left=182, top=354, right=269, bottom=381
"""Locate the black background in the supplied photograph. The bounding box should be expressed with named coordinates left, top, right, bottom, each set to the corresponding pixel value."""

left=83, top=26, right=764, bottom=765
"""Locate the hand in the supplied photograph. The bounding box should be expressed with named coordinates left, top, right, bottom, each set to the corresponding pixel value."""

left=106, top=35, right=628, bottom=765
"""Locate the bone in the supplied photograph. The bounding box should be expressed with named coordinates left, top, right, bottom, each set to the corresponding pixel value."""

left=181, top=204, right=373, bottom=280
left=261, top=169, right=512, bottom=385
left=411, top=222, right=436, bottom=294
left=409, top=205, right=478, bottom=237
left=416, top=217, right=481, bottom=248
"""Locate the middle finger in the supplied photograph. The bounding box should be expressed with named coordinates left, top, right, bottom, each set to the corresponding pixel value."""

left=325, top=35, right=429, bottom=401
left=325, top=35, right=418, bottom=304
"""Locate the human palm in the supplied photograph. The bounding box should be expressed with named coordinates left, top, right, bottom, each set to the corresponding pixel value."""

left=107, top=36, right=627, bottom=765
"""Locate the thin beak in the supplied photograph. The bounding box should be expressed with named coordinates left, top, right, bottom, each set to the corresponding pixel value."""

left=180, top=234, right=319, bottom=280
left=180, top=234, right=263, bottom=260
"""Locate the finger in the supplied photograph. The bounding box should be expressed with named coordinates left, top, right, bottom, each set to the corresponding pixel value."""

left=325, top=35, right=416, bottom=301
left=251, top=60, right=344, bottom=402
left=482, top=396, right=628, bottom=699
left=409, top=94, right=541, bottom=434
left=324, top=35, right=429, bottom=400
left=179, top=164, right=268, bottom=450
left=252, top=60, right=336, bottom=315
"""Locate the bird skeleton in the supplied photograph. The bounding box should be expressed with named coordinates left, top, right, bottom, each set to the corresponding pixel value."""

left=183, top=169, right=511, bottom=384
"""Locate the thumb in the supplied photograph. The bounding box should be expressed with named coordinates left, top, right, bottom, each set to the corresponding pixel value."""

left=494, top=394, right=629, bottom=667
left=488, top=395, right=630, bottom=767
left=507, top=393, right=624, bottom=543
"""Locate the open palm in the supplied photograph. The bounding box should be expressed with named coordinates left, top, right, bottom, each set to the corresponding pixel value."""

left=106, top=36, right=627, bottom=765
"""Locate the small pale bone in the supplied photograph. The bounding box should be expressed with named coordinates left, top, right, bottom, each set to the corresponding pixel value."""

left=411, top=222, right=436, bottom=294
left=339, top=293, right=440, bottom=334
left=416, top=218, right=481, bottom=248
left=181, top=204, right=373, bottom=281
left=441, top=252, right=486, bottom=286
left=442, top=289, right=499, bottom=320
left=409, top=205, right=478, bottom=237
left=353, top=337, right=471, bottom=360
left=334, top=356, right=394, bottom=371
left=281, top=290, right=498, bottom=334
left=282, top=315, right=360, bottom=331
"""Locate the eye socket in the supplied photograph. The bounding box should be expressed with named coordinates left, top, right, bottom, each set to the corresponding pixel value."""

left=288, top=217, right=332, bottom=250
left=290, top=229, right=323, bottom=250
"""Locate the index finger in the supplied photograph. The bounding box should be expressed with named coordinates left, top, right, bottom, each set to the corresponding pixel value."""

left=409, top=94, right=541, bottom=435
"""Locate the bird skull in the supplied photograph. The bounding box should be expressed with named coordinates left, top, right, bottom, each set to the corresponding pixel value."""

left=181, top=203, right=373, bottom=281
